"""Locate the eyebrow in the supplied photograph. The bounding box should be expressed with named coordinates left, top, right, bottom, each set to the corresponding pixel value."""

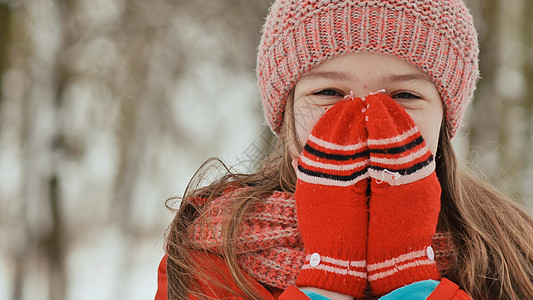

left=299, top=71, right=357, bottom=82
left=383, top=73, right=434, bottom=86
left=299, top=71, right=434, bottom=86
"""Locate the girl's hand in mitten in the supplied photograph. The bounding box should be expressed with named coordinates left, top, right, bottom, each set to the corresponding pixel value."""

left=294, top=98, right=369, bottom=298
left=364, top=93, right=442, bottom=296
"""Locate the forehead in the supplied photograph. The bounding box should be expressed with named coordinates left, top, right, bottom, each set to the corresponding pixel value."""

left=305, top=52, right=427, bottom=76
left=298, top=53, right=434, bottom=87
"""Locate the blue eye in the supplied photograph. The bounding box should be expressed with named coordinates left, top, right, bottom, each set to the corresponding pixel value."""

left=392, top=92, right=421, bottom=100
left=314, top=89, right=343, bottom=97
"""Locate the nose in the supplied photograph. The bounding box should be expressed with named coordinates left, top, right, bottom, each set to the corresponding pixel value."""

left=350, top=89, right=387, bottom=100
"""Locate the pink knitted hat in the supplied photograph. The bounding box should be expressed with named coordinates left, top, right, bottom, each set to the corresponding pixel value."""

left=256, top=0, right=479, bottom=137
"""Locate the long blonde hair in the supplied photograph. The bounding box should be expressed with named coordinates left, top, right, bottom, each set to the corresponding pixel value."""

left=165, top=93, right=533, bottom=299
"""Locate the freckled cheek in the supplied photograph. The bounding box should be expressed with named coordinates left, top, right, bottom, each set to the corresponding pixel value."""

left=294, top=103, right=327, bottom=147
left=410, top=113, right=442, bottom=155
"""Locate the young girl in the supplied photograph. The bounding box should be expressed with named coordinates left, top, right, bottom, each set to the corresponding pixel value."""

left=156, top=0, right=533, bottom=299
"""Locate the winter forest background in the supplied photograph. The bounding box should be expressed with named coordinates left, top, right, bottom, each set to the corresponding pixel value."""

left=0, top=0, right=532, bottom=299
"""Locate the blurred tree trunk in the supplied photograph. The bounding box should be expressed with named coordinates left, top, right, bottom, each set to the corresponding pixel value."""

left=468, top=0, right=499, bottom=152
left=7, top=5, right=28, bottom=300
left=468, top=0, right=530, bottom=201
left=0, top=3, right=9, bottom=109
left=15, top=0, right=67, bottom=299
left=494, top=0, right=529, bottom=199
left=523, top=0, right=533, bottom=177
left=0, top=4, right=19, bottom=300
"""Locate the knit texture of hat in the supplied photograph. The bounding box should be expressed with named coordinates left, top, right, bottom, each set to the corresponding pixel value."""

left=256, top=0, right=480, bottom=137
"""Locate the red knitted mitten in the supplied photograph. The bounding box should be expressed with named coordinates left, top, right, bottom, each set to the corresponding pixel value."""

left=294, top=98, right=369, bottom=298
left=364, top=94, right=442, bottom=296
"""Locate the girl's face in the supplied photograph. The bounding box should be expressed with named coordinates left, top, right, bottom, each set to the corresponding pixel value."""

left=291, top=52, right=443, bottom=159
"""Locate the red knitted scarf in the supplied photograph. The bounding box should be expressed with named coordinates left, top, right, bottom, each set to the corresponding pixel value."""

left=187, top=188, right=457, bottom=296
